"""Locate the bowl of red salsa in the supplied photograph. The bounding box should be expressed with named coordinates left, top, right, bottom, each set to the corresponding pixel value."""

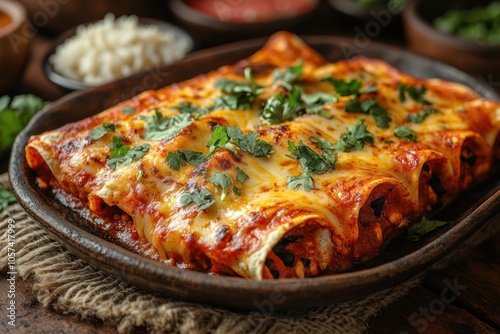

left=169, top=0, right=319, bottom=45
left=0, top=1, right=31, bottom=93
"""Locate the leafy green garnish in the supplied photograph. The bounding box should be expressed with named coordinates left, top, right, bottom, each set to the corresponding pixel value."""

left=207, top=125, right=274, bottom=158
left=394, top=125, right=417, bottom=142
left=398, top=83, right=431, bottom=105
left=261, top=89, right=335, bottom=125
left=139, top=110, right=192, bottom=141
left=213, top=67, right=263, bottom=110
left=232, top=186, right=243, bottom=196
left=173, top=102, right=210, bottom=116
left=273, top=61, right=303, bottom=91
left=405, top=108, right=440, bottom=123
left=287, top=174, right=314, bottom=192
left=179, top=188, right=215, bottom=210
left=166, top=150, right=207, bottom=170
left=210, top=173, right=233, bottom=201
left=287, top=140, right=337, bottom=175
left=235, top=167, right=249, bottom=183
left=407, top=216, right=448, bottom=241
left=0, top=95, right=46, bottom=154
left=345, top=98, right=391, bottom=128
left=89, top=122, right=116, bottom=140
left=310, top=137, right=336, bottom=151
left=0, top=188, right=16, bottom=212
left=326, top=78, right=364, bottom=97
left=121, top=107, right=136, bottom=114
left=107, top=137, right=150, bottom=170
left=331, top=119, right=375, bottom=152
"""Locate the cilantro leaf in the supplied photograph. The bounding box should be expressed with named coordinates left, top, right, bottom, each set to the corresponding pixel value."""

left=398, top=83, right=431, bottom=105
left=301, top=92, right=336, bottom=118
left=0, top=94, right=46, bottom=154
left=407, top=216, right=448, bottom=241
left=310, top=137, right=336, bottom=151
left=208, top=125, right=274, bottom=159
left=173, top=102, right=210, bottom=116
left=394, top=125, right=417, bottom=142
left=107, top=137, right=150, bottom=170
left=212, top=67, right=263, bottom=110
left=405, top=108, right=440, bottom=123
left=326, top=78, right=363, bottom=96
left=332, top=119, right=375, bottom=152
left=180, top=188, right=215, bottom=210
left=287, top=174, right=314, bottom=191
left=287, top=140, right=336, bottom=175
left=166, top=152, right=187, bottom=171
left=140, top=110, right=192, bottom=141
left=210, top=173, right=233, bottom=201
left=166, top=149, right=207, bottom=170
left=345, top=98, right=391, bottom=129
left=273, top=61, right=303, bottom=91
left=121, top=107, right=136, bottom=114
left=235, top=167, right=249, bottom=183
left=0, top=188, right=16, bottom=212
left=261, top=90, right=303, bottom=125
left=89, top=122, right=116, bottom=140
left=233, top=186, right=243, bottom=196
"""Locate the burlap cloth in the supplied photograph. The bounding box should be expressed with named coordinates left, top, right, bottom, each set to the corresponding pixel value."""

left=1, top=172, right=498, bottom=333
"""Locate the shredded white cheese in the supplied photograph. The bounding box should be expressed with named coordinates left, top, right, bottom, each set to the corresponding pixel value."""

left=50, top=14, right=190, bottom=85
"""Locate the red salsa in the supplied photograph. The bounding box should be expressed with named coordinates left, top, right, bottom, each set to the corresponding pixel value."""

left=0, top=10, right=12, bottom=29
left=186, top=0, right=316, bottom=23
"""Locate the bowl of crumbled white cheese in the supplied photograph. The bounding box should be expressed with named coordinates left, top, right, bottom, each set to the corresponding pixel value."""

left=44, top=14, right=194, bottom=90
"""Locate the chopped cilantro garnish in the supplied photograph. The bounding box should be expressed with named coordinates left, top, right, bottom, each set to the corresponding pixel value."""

left=310, top=137, right=336, bottom=151
left=345, top=98, right=391, bottom=129
left=326, top=78, right=364, bottom=96
left=398, top=83, right=431, bottom=105
left=287, top=174, right=314, bottom=192
left=261, top=89, right=335, bottom=125
left=232, top=186, right=243, bottom=196
left=235, top=167, right=249, bottom=183
left=405, top=108, right=439, bottom=123
left=407, top=216, right=448, bottom=241
left=287, top=140, right=337, bottom=175
left=121, top=107, right=136, bottom=114
left=89, top=122, right=116, bottom=140
left=0, top=188, right=16, bottom=212
left=385, top=139, right=394, bottom=145
left=394, top=125, right=417, bottom=142
left=208, top=125, right=274, bottom=158
left=179, top=188, right=215, bottom=210
left=173, top=102, right=210, bottom=116
left=139, top=110, right=192, bottom=141
left=331, top=119, right=375, bottom=152
left=107, top=137, right=150, bottom=170
left=210, top=173, right=233, bottom=201
left=273, top=60, right=303, bottom=91
left=213, top=67, right=263, bottom=110
left=166, top=150, right=208, bottom=171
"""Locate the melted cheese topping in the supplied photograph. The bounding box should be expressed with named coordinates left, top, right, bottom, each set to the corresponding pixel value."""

left=26, top=32, right=500, bottom=279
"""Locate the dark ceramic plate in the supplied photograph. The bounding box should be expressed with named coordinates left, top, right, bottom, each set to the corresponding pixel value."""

left=10, top=36, right=500, bottom=311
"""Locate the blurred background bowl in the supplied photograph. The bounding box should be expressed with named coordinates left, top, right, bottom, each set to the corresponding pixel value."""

left=17, top=0, right=169, bottom=34
left=43, top=17, right=194, bottom=91
left=0, top=1, right=31, bottom=94
left=169, top=0, right=319, bottom=46
left=403, top=0, right=500, bottom=79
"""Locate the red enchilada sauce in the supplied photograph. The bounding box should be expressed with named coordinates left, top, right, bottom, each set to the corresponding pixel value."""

left=0, top=10, right=12, bottom=29
left=186, top=0, right=316, bottom=23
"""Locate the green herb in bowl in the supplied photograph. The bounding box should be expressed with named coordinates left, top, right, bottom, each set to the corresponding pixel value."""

left=0, top=94, right=46, bottom=156
left=434, top=1, right=500, bottom=44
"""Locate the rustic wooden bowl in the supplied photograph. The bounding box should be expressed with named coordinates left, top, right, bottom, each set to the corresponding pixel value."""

left=9, top=35, right=500, bottom=311
left=403, top=0, right=500, bottom=79
left=0, top=1, right=31, bottom=93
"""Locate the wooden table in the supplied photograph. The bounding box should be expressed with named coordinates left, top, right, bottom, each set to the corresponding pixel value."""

left=1, top=13, right=499, bottom=333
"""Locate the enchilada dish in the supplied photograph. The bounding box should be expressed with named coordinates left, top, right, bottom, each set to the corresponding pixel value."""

left=25, top=32, right=500, bottom=280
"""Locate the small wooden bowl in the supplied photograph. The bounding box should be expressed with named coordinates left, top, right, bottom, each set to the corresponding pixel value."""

left=403, top=0, right=500, bottom=79
left=0, top=1, right=31, bottom=93
left=168, top=0, right=319, bottom=45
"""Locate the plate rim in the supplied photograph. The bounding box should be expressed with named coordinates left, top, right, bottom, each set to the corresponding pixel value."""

left=10, top=34, right=500, bottom=310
